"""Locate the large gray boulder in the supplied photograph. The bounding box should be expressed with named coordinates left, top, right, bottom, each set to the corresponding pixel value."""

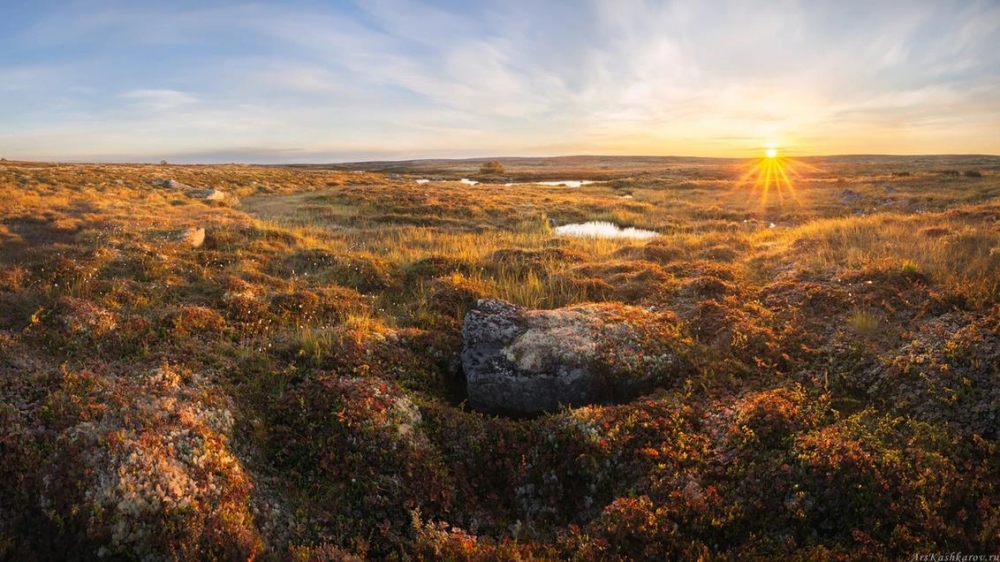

left=462, top=298, right=683, bottom=415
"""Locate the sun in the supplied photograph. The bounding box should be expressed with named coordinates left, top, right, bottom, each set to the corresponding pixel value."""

left=733, top=146, right=821, bottom=210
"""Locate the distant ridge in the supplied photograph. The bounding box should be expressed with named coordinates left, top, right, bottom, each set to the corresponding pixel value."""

left=293, top=153, right=999, bottom=169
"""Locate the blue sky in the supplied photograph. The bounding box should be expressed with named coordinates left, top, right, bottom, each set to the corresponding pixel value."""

left=1, top=0, right=998, bottom=162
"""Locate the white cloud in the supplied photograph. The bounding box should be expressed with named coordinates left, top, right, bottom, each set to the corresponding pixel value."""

left=120, top=89, right=199, bottom=111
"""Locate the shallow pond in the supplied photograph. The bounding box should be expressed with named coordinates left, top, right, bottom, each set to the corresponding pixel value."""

left=413, top=178, right=597, bottom=187
left=554, top=221, right=659, bottom=240
left=503, top=180, right=598, bottom=187
left=535, top=180, right=596, bottom=188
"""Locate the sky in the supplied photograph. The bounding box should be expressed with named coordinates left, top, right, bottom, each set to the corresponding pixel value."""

left=1, top=0, right=998, bottom=163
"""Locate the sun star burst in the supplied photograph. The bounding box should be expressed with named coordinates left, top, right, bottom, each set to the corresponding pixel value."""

left=732, top=149, right=820, bottom=210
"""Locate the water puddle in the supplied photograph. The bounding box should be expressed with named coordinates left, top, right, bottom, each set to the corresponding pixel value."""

left=535, top=180, right=596, bottom=188
left=503, top=180, right=598, bottom=188
left=554, top=221, right=659, bottom=240
left=413, top=178, right=598, bottom=188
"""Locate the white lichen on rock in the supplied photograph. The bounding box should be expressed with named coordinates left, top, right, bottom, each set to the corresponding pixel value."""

left=45, top=366, right=258, bottom=561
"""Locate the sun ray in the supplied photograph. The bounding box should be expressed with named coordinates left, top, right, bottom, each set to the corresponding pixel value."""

left=775, top=163, right=801, bottom=204
left=761, top=164, right=773, bottom=206
left=731, top=148, right=820, bottom=211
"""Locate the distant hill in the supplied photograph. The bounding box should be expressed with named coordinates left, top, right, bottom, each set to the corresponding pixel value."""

left=284, top=153, right=1000, bottom=182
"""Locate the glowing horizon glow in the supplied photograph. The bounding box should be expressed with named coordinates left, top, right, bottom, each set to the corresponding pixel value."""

left=766, top=148, right=778, bottom=158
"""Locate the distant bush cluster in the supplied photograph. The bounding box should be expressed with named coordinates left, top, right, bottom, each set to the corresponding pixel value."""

left=479, top=160, right=505, bottom=174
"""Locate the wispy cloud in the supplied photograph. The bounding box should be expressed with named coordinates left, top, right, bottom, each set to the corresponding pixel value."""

left=120, top=89, right=199, bottom=112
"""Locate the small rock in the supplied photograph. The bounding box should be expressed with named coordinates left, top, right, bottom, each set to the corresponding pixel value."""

left=199, top=189, right=238, bottom=204
left=183, top=188, right=237, bottom=205
left=183, top=227, right=205, bottom=248
left=153, top=178, right=192, bottom=190
left=204, top=189, right=226, bottom=201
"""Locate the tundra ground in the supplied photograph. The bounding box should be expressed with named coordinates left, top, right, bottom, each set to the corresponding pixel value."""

left=1, top=155, right=999, bottom=560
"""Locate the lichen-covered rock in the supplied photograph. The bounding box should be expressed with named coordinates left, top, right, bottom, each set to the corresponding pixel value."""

left=41, top=366, right=261, bottom=560
left=462, top=298, right=685, bottom=414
